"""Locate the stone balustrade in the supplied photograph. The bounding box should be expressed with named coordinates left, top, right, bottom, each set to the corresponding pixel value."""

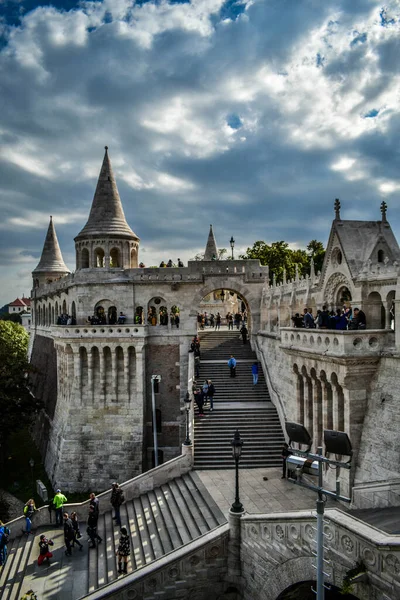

left=241, top=508, right=400, bottom=600
left=49, top=324, right=146, bottom=338
left=278, top=327, right=395, bottom=357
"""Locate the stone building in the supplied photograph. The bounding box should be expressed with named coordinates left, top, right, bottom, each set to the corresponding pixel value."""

left=29, top=149, right=400, bottom=512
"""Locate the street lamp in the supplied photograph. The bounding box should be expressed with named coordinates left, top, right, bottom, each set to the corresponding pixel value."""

left=230, top=236, right=235, bottom=260
left=220, top=290, right=225, bottom=302
left=29, top=458, right=35, bottom=490
left=285, top=422, right=353, bottom=600
left=231, top=429, right=244, bottom=513
left=183, top=392, right=192, bottom=446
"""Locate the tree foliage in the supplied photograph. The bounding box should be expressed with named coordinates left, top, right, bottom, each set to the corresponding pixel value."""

left=0, top=322, right=42, bottom=465
left=240, top=239, right=326, bottom=283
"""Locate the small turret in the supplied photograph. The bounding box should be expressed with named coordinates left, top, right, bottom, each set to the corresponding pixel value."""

left=32, top=216, right=70, bottom=286
left=74, top=147, right=140, bottom=269
left=204, top=224, right=218, bottom=261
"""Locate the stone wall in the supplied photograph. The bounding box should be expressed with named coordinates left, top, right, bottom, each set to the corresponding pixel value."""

left=255, top=330, right=400, bottom=506
left=241, top=509, right=400, bottom=600
left=83, top=525, right=230, bottom=600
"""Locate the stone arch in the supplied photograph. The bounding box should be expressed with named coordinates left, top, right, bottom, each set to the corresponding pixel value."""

left=192, top=279, right=256, bottom=331
left=386, top=290, right=395, bottom=330
left=277, top=580, right=359, bottom=599
left=135, top=306, right=144, bottom=324
left=110, top=247, right=120, bottom=268
left=365, top=290, right=385, bottom=329
left=148, top=297, right=166, bottom=326
left=71, top=301, right=76, bottom=321
left=51, top=305, right=55, bottom=324
left=293, top=364, right=304, bottom=424
left=104, top=346, right=112, bottom=401
left=81, top=247, right=90, bottom=269
left=94, top=299, right=116, bottom=324
left=170, top=305, right=180, bottom=328
left=95, top=247, right=105, bottom=268
left=47, top=302, right=51, bottom=326
left=310, top=367, right=322, bottom=446
left=330, top=372, right=344, bottom=432
left=301, top=365, right=313, bottom=440
left=323, top=273, right=353, bottom=308
left=159, top=305, right=168, bottom=325
left=130, top=246, right=138, bottom=268
left=62, top=299, right=67, bottom=314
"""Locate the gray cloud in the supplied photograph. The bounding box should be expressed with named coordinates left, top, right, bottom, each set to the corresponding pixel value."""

left=0, top=0, right=399, bottom=305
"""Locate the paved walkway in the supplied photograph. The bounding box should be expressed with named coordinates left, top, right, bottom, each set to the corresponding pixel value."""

left=196, top=467, right=330, bottom=516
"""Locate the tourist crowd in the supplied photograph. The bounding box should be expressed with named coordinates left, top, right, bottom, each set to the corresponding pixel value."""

left=291, top=305, right=367, bottom=330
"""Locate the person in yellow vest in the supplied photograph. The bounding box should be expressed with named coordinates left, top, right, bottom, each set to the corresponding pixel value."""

left=53, top=489, right=68, bottom=527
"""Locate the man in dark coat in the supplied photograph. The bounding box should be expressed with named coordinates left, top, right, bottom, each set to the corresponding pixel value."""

left=240, top=324, right=248, bottom=344
left=87, top=505, right=102, bottom=549
left=111, top=483, right=124, bottom=527
left=63, top=513, right=75, bottom=556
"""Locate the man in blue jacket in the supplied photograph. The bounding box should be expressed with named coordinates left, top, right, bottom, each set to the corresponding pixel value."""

left=228, top=355, right=237, bottom=378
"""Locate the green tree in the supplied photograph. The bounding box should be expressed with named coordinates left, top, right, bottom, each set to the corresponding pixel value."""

left=307, top=239, right=326, bottom=274
left=0, top=322, right=42, bottom=466
left=240, top=240, right=325, bottom=283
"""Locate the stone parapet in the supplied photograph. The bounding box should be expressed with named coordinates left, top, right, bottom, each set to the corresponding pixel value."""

left=241, top=509, right=400, bottom=600
left=352, top=479, right=400, bottom=510
left=79, top=523, right=230, bottom=600
left=6, top=450, right=193, bottom=539
left=278, top=327, right=395, bottom=358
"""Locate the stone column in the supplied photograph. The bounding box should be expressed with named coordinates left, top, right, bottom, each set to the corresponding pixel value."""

left=108, top=348, right=119, bottom=403
left=123, top=346, right=130, bottom=399
left=303, top=373, right=313, bottom=439
left=135, top=344, right=145, bottom=405
left=321, top=377, right=332, bottom=432
left=312, top=376, right=323, bottom=447
left=331, top=379, right=340, bottom=433
left=99, top=347, right=106, bottom=405
left=73, top=349, right=82, bottom=404
left=87, top=347, right=94, bottom=404
left=394, top=299, right=400, bottom=349
left=105, top=242, right=110, bottom=268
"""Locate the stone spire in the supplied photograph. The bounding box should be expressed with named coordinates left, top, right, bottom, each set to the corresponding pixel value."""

left=381, top=200, right=387, bottom=223
left=75, top=147, right=139, bottom=241
left=33, top=216, right=70, bottom=275
left=204, top=224, right=218, bottom=261
left=334, top=198, right=341, bottom=220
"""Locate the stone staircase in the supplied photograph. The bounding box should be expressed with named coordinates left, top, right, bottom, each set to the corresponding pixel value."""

left=0, top=471, right=226, bottom=600
left=194, top=330, right=285, bottom=469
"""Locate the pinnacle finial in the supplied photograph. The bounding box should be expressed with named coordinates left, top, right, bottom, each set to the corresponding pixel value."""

left=334, top=198, right=341, bottom=220
left=381, top=200, right=387, bottom=222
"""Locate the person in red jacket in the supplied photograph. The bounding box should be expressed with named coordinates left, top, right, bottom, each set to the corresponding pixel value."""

left=38, top=535, right=54, bottom=565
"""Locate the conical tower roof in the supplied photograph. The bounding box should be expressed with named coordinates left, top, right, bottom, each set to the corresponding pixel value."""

left=75, top=147, right=139, bottom=241
left=204, top=224, right=218, bottom=260
left=33, top=216, right=70, bottom=274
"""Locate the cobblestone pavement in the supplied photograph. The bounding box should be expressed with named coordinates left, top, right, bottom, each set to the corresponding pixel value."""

left=196, top=467, right=333, bottom=516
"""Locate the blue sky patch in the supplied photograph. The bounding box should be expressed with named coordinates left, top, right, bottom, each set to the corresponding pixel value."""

left=226, top=114, right=242, bottom=129
left=350, top=32, right=367, bottom=47
left=364, top=108, right=379, bottom=118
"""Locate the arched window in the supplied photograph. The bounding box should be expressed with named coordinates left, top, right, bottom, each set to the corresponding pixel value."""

left=148, top=297, right=164, bottom=326
left=130, top=247, right=138, bottom=268
left=135, top=306, right=143, bottom=324
left=95, top=247, right=105, bottom=268
left=148, top=306, right=157, bottom=325
left=110, top=248, right=120, bottom=268
left=159, top=306, right=168, bottom=325
left=71, top=301, right=76, bottom=323
left=95, top=305, right=106, bottom=324
left=170, top=305, right=180, bottom=328
left=51, top=305, right=55, bottom=324
left=108, top=306, right=117, bottom=324
left=378, top=249, right=384, bottom=263
left=62, top=300, right=67, bottom=314
left=81, top=248, right=89, bottom=269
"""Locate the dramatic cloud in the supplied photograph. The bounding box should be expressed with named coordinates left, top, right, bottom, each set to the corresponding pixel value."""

left=0, top=0, right=399, bottom=306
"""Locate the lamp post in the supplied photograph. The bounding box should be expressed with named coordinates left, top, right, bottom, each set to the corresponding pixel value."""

left=183, top=392, right=192, bottom=446
left=151, top=375, right=161, bottom=467
left=29, top=457, right=35, bottom=491
left=231, top=429, right=244, bottom=513
left=220, top=290, right=225, bottom=302
left=285, top=423, right=352, bottom=600
left=230, top=236, right=235, bottom=260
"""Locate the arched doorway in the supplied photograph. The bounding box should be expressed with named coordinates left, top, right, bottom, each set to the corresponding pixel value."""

left=199, top=288, right=251, bottom=330
left=366, top=291, right=385, bottom=329
left=277, top=580, right=359, bottom=599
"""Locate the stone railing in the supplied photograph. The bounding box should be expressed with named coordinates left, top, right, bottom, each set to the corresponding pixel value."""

left=278, top=327, right=395, bottom=357
left=50, top=324, right=146, bottom=339
left=83, top=524, right=230, bottom=600
left=7, top=446, right=193, bottom=539
left=352, top=479, right=400, bottom=510
left=241, top=508, right=400, bottom=600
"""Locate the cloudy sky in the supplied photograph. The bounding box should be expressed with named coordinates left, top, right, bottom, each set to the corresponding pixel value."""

left=0, top=0, right=399, bottom=306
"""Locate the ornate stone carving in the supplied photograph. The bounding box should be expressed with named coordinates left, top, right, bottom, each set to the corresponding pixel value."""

left=250, top=524, right=259, bottom=538
left=127, top=590, right=138, bottom=599
left=209, top=545, right=221, bottom=558
left=324, top=272, right=352, bottom=305
left=168, top=567, right=179, bottom=579
left=276, top=525, right=285, bottom=540
left=305, top=524, right=314, bottom=540
left=362, top=547, right=377, bottom=567
left=341, top=535, right=354, bottom=554
left=385, top=554, right=400, bottom=575
left=190, top=555, right=200, bottom=566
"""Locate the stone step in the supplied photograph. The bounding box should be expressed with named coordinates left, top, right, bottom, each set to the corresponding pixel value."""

left=0, top=472, right=226, bottom=599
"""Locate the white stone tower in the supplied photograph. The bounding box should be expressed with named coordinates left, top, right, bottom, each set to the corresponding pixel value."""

left=32, top=216, right=70, bottom=287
